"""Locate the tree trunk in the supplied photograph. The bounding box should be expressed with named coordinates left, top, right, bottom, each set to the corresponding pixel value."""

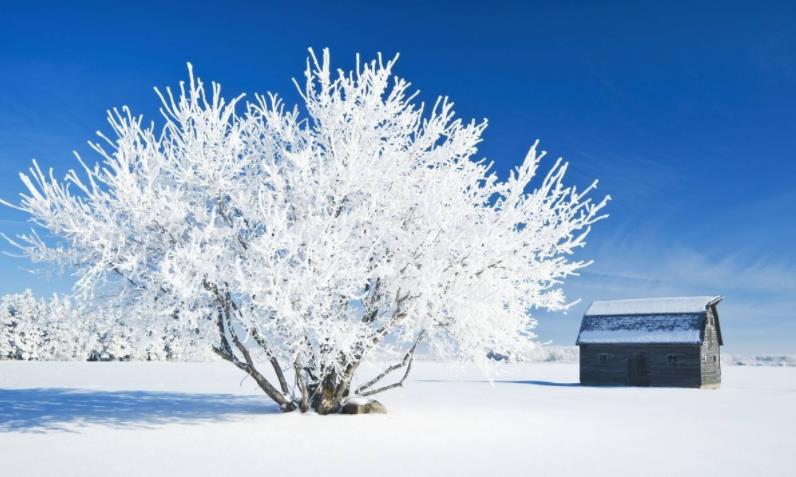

left=310, top=372, right=345, bottom=415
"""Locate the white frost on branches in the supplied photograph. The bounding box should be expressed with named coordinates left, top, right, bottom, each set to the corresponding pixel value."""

left=2, top=49, right=608, bottom=412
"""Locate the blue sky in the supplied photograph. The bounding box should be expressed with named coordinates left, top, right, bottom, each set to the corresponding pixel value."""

left=1, top=1, right=794, bottom=354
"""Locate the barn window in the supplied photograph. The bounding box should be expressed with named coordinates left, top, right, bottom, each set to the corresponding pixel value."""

left=599, top=353, right=608, bottom=363
left=713, top=355, right=717, bottom=363
left=667, top=354, right=678, bottom=366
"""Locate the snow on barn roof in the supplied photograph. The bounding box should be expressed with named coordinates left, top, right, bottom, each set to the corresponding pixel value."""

left=577, top=314, right=705, bottom=344
left=585, top=296, right=722, bottom=316
left=576, top=296, right=722, bottom=345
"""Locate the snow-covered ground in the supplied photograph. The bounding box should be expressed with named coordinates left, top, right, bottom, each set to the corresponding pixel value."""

left=0, top=361, right=793, bottom=476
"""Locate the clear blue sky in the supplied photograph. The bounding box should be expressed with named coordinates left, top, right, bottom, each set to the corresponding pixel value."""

left=1, top=1, right=794, bottom=354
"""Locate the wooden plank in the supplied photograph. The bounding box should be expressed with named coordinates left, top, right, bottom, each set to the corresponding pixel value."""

left=580, top=344, right=702, bottom=387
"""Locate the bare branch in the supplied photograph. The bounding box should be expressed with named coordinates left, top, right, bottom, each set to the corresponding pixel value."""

left=206, top=280, right=294, bottom=411
left=356, top=330, right=425, bottom=395
left=245, top=324, right=291, bottom=396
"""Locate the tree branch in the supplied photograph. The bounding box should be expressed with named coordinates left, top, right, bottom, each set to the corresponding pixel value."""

left=205, top=279, right=294, bottom=411
left=226, top=314, right=295, bottom=411
left=358, top=342, right=422, bottom=398
left=355, top=330, right=425, bottom=395
left=245, top=323, right=291, bottom=397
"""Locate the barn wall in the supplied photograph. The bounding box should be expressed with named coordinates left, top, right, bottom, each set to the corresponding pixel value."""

left=580, top=344, right=702, bottom=387
left=700, top=306, right=722, bottom=386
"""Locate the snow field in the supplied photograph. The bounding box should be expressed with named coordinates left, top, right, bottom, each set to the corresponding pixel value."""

left=0, top=361, right=793, bottom=476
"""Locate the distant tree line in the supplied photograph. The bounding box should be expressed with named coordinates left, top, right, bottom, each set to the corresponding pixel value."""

left=0, top=290, right=213, bottom=361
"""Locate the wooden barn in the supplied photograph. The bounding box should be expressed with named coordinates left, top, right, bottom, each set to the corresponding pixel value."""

left=576, top=296, right=723, bottom=388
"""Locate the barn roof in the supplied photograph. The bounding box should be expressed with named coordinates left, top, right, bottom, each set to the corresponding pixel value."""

left=585, top=296, right=722, bottom=316
left=576, top=296, right=722, bottom=345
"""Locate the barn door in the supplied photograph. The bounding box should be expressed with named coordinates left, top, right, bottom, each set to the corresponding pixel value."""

left=627, top=353, right=650, bottom=386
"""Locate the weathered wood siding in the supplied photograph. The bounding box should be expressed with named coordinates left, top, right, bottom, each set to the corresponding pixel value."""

left=580, top=344, right=702, bottom=387
left=700, top=306, right=721, bottom=386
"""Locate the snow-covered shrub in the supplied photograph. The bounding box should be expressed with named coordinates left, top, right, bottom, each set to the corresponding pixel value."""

left=3, top=50, right=608, bottom=412
left=524, top=345, right=580, bottom=363
left=723, top=354, right=796, bottom=367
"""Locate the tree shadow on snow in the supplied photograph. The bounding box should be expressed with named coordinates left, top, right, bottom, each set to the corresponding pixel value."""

left=0, top=388, right=280, bottom=433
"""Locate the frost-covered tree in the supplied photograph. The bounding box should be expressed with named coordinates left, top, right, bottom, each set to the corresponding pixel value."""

left=0, top=290, right=44, bottom=360
left=2, top=50, right=608, bottom=413
left=39, top=294, right=97, bottom=360
left=0, top=291, right=93, bottom=360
